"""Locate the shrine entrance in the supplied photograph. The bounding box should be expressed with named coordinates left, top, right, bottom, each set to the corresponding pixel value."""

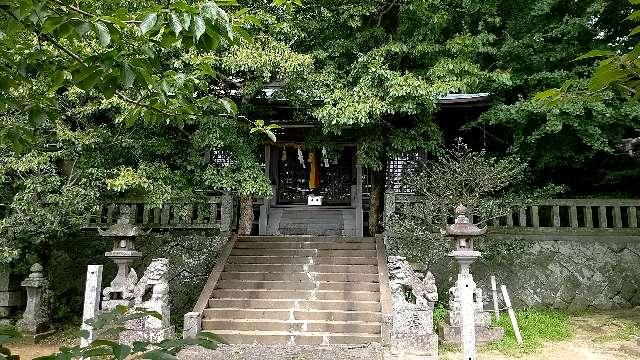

left=260, top=143, right=363, bottom=236
left=275, top=146, right=355, bottom=205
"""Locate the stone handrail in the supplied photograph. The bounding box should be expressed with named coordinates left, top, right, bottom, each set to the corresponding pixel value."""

left=85, top=195, right=234, bottom=232
left=385, top=193, right=640, bottom=233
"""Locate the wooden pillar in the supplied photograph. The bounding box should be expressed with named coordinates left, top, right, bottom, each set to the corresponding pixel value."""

left=259, top=144, right=271, bottom=235
left=355, top=161, right=364, bottom=237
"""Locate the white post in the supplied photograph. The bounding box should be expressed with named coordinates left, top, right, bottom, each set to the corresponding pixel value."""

left=491, top=276, right=500, bottom=320
left=81, top=265, right=103, bottom=348
left=500, top=285, right=523, bottom=345
left=458, top=266, right=477, bottom=360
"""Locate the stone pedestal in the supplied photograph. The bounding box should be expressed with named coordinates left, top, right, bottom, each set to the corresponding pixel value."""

left=440, top=264, right=504, bottom=344
left=119, top=258, right=174, bottom=345
left=386, top=256, right=438, bottom=360
left=16, top=264, right=52, bottom=342
left=183, top=312, right=201, bottom=339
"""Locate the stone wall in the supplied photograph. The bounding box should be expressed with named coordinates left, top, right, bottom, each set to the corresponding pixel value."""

left=472, top=236, right=640, bottom=312
left=388, top=235, right=640, bottom=312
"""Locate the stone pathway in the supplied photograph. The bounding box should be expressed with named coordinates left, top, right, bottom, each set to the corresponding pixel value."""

left=178, top=344, right=384, bottom=360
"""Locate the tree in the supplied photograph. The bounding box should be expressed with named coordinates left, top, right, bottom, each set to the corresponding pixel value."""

left=534, top=0, right=640, bottom=161
left=386, top=143, right=561, bottom=265
left=0, top=0, right=288, bottom=265
left=473, top=0, right=640, bottom=193
left=230, top=0, right=511, bottom=234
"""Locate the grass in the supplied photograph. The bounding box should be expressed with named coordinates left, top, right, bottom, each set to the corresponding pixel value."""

left=433, top=302, right=447, bottom=331
left=483, top=309, right=572, bottom=355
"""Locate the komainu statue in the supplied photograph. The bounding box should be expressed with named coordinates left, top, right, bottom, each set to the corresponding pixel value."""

left=386, top=256, right=438, bottom=359
left=119, top=258, right=174, bottom=345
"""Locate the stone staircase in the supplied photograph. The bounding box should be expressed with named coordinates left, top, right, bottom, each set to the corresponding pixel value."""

left=201, top=236, right=383, bottom=344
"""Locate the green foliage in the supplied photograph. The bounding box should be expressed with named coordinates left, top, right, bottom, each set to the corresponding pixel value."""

left=468, top=0, right=640, bottom=183
left=485, top=310, right=571, bottom=355
left=1, top=306, right=220, bottom=360
left=0, top=0, right=296, bottom=267
left=386, top=143, right=562, bottom=265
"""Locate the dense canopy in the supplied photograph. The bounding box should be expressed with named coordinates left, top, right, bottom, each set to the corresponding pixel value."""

left=1, top=0, right=640, bottom=265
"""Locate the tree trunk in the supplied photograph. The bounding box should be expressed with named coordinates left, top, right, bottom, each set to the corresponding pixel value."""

left=238, top=195, right=254, bottom=236
left=368, top=169, right=385, bottom=236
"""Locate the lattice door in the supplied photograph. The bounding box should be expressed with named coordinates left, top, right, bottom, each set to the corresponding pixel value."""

left=276, top=147, right=353, bottom=205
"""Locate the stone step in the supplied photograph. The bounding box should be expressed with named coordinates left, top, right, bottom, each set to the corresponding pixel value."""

left=203, top=330, right=381, bottom=345
left=237, top=236, right=374, bottom=243
left=220, top=271, right=379, bottom=283
left=280, top=228, right=343, bottom=236
left=223, top=264, right=378, bottom=274
left=231, top=249, right=377, bottom=257
left=226, top=256, right=377, bottom=265
left=217, top=280, right=380, bottom=292
left=207, top=299, right=381, bottom=312
left=203, top=308, right=382, bottom=322
left=202, top=319, right=381, bottom=333
left=234, top=241, right=376, bottom=250
left=211, top=289, right=380, bottom=301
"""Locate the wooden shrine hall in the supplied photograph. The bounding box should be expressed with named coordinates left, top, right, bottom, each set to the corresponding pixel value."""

left=242, top=92, right=493, bottom=237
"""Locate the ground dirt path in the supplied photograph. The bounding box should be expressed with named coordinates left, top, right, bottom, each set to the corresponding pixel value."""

left=7, top=311, right=640, bottom=359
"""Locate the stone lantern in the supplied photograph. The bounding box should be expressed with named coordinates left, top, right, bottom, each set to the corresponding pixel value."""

left=16, top=263, right=51, bottom=342
left=98, top=205, right=146, bottom=311
left=446, top=205, right=485, bottom=360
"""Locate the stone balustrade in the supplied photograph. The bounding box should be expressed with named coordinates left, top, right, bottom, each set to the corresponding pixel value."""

left=84, top=195, right=234, bottom=232
left=385, top=194, right=640, bottom=236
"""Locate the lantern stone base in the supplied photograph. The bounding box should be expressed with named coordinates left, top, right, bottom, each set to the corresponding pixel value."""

left=439, top=324, right=504, bottom=344
left=386, top=332, right=438, bottom=359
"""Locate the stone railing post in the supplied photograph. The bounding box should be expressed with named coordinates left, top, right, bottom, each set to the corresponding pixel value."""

left=16, top=263, right=51, bottom=342
left=183, top=312, right=202, bottom=339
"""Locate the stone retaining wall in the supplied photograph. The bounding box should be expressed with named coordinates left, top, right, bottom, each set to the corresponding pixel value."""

left=407, top=236, right=640, bottom=312
left=473, top=237, right=640, bottom=311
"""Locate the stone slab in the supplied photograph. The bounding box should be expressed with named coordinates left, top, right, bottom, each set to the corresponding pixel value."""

left=440, top=324, right=504, bottom=344
left=0, top=291, right=24, bottom=307
left=0, top=272, right=22, bottom=292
